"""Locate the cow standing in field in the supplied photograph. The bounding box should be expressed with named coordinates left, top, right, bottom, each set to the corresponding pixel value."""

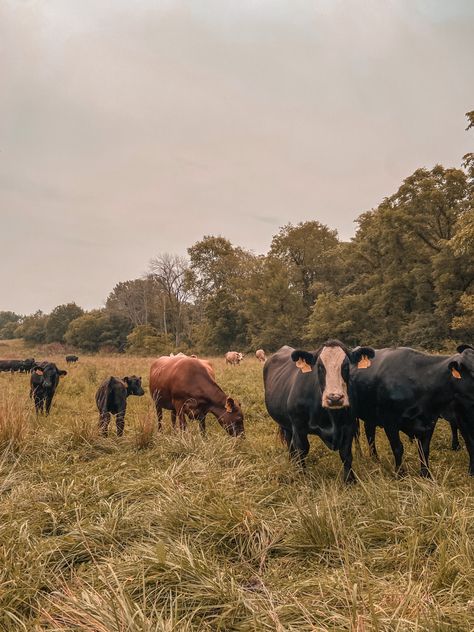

left=353, top=344, right=474, bottom=477
left=65, top=355, right=79, bottom=364
left=0, top=360, right=22, bottom=372
left=30, top=362, right=67, bottom=415
left=150, top=355, right=244, bottom=436
left=95, top=375, right=144, bottom=436
left=20, top=358, right=35, bottom=373
left=256, top=349, right=266, bottom=363
left=264, top=341, right=375, bottom=483
left=225, top=351, right=243, bottom=366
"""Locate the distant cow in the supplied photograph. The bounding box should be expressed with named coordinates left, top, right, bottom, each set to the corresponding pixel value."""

left=264, top=341, right=375, bottom=483
left=0, top=360, right=22, bottom=372
left=65, top=355, right=79, bottom=364
left=30, top=362, right=67, bottom=415
left=354, top=345, right=474, bottom=477
left=225, top=351, right=243, bottom=365
left=256, top=349, right=266, bottom=363
left=149, top=355, right=244, bottom=436
left=95, top=375, right=144, bottom=436
left=20, top=358, right=35, bottom=373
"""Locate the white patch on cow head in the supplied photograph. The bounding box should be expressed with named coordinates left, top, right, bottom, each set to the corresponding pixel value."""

left=319, top=346, right=349, bottom=409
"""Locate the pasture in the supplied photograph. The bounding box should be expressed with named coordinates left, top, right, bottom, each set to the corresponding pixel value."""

left=0, top=343, right=473, bottom=631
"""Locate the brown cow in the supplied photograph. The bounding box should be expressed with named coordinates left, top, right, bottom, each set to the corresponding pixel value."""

left=225, top=351, right=243, bottom=365
left=149, top=355, right=244, bottom=436
left=255, top=349, right=266, bottom=363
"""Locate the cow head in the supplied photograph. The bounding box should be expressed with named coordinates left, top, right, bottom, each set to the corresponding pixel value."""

left=220, top=396, right=244, bottom=437
left=123, top=375, right=145, bottom=397
left=449, top=345, right=474, bottom=406
left=291, top=340, right=375, bottom=409
left=33, top=363, right=67, bottom=389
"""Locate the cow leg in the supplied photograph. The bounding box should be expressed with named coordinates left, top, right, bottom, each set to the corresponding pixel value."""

left=416, top=428, right=434, bottom=478
left=174, top=402, right=187, bottom=431
left=339, top=429, right=356, bottom=484
left=290, top=427, right=310, bottom=469
left=155, top=406, right=163, bottom=431
left=449, top=420, right=461, bottom=451
left=99, top=412, right=111, bottom=436
left=116, top=409, right=126, bottom=437
left=198, top=415, right=206, bottom=436
left=455, top=423, right=474, bottom=476
left=45, top=394, right=54, bottom=416
left=384, top=426, right=405, bottom=476
left=364, top=422, right=379, bottom=459
left=171, top=409, right=177, bottom=429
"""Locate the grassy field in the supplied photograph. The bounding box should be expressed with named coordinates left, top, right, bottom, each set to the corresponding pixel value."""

left=0, top=342, right=473, bottom=631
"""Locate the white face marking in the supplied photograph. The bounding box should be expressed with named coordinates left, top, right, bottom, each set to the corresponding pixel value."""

left=319, top=346, right=349, bottom=409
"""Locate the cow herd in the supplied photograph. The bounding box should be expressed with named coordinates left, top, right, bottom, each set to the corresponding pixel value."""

left=1, top=341, right=473, bottom=482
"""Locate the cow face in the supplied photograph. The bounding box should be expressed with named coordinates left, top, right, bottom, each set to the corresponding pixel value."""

left=221, top=397, right=244, bottom=436
left=292, top=341, right=375, bottom=409
left=33, top=364, right=67, bottom=389
left=123, top=375, right=145, bottom=397
left=449, top=345, right=474, bottom=408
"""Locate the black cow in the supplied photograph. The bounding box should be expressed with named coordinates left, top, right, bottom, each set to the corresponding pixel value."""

left=20, top=358, right=35, bottom=373
left=353, top=345, right=474, bottom=477
left=0, top=360, right=22, bottom=372
left=30, top=362, right=67, bottom=415
left=95, top=376, right=144, bottom=437
left=65, top=355, right=79, bottom=364
left=264, top=341, right=375, bottom=482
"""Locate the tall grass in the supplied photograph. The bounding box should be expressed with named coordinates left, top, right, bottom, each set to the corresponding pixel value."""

left=0, top=344, right=473, bottom=630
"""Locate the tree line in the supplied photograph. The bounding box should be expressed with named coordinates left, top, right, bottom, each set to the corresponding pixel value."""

left=2, top=113, right=473, bottom=355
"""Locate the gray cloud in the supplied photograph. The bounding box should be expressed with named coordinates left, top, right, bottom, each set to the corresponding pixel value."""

left=1, top=0, right=473, bottom=313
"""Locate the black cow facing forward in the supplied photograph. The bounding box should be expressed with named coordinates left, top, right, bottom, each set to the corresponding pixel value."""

left=264, top=341, right=375, bottom=482
left=30, top=362, right=67, bottom=414
left=65, top=355, right=79, bottom=364
left=96, top=376, right=145, bottom=436
left=353, top=344, right=474, bottom=477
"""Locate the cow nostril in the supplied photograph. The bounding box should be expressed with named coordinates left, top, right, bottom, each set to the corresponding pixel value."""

left=328, top=393, right=343, bottom=402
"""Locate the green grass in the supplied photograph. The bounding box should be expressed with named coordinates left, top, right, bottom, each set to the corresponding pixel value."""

left=0, top=343, right=473, bottom=630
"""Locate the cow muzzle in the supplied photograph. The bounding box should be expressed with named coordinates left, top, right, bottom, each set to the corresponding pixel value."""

left=324, top=393, right=347, bottom=409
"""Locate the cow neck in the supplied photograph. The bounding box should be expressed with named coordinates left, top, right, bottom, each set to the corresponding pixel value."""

left=207, top=383, right=229, bottom=418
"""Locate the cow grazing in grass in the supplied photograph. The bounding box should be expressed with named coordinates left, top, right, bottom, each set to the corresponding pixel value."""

left=264, top=341, right=375, bottom=483
left=95, top=375, right=144, bottom=436
left=354, top=344, right=474, bottom=477
left=225, top=351, right=243, bottom=365
left=150, top=355, right=244, bottom=436
left=65, top=355, right=79, bottom=364
left=30, top=362, right=67, bottom=415
left=256, top=349, right=266, bottom=363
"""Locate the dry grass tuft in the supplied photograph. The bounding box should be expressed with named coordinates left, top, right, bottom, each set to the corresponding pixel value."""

left=0, top=345, right=473, bottom=630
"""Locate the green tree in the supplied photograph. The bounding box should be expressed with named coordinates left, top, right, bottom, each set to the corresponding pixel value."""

left=45, top=303, right=84, bottom=343
left=15, top=311, right=49, bottom=344
left=126, top=325, right=174, bottom=356
left=65, top=311, right=131, bottom=352
left=0, top=311, right=21, bottom=339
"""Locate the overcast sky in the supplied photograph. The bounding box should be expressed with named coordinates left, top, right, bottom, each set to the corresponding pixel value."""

left=1, top=0, right=473, bottom=314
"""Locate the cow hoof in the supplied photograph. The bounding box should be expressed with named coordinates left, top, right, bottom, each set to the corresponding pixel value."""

left=395, top=468, right=407, bottom=479
left=344, top=473, right=357, bottom=485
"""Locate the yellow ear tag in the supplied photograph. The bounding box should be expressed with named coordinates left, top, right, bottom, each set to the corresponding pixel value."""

left=225, top=402, right=232, bottom=412
left=451, top=367, right=461, bottom=379
left=34, top=368, right=43, bottom=375
left=296, top=358, right=312, bottom=373
left=357, top=355, right=371, bottom=369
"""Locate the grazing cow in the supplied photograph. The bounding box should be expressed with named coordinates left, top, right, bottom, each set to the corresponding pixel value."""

left=20, top=358, right=35, bottom=373
left=225, top=351, right=244, bottom=365
left=256, top=349, right=266, bottom=363
left=30, top=362, right=67, bottom=415
left=149, top=355, right=244, bottom=436
left=95, top=375, right=145, bottom=436
left=353, top=345, right=474, bottom=477
left=65, top=355, right=79, bottom=364
left=264, top=341, right=375, bottom=482
left=0, top=360, right=22, bottom=372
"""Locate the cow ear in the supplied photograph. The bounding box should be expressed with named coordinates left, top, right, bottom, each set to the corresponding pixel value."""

left=58, top=370, right=67, bottom=376
left=457, top=344, right=473, bottom=354
left=449, top=361, right=462, bottom=379
left=291, top=350, right=315, bottom=373
left=225, top=397, right=235, bottom=413
left=350, top=346, right=375, bottom=368
left=33, top=365, right=43, bottom=374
